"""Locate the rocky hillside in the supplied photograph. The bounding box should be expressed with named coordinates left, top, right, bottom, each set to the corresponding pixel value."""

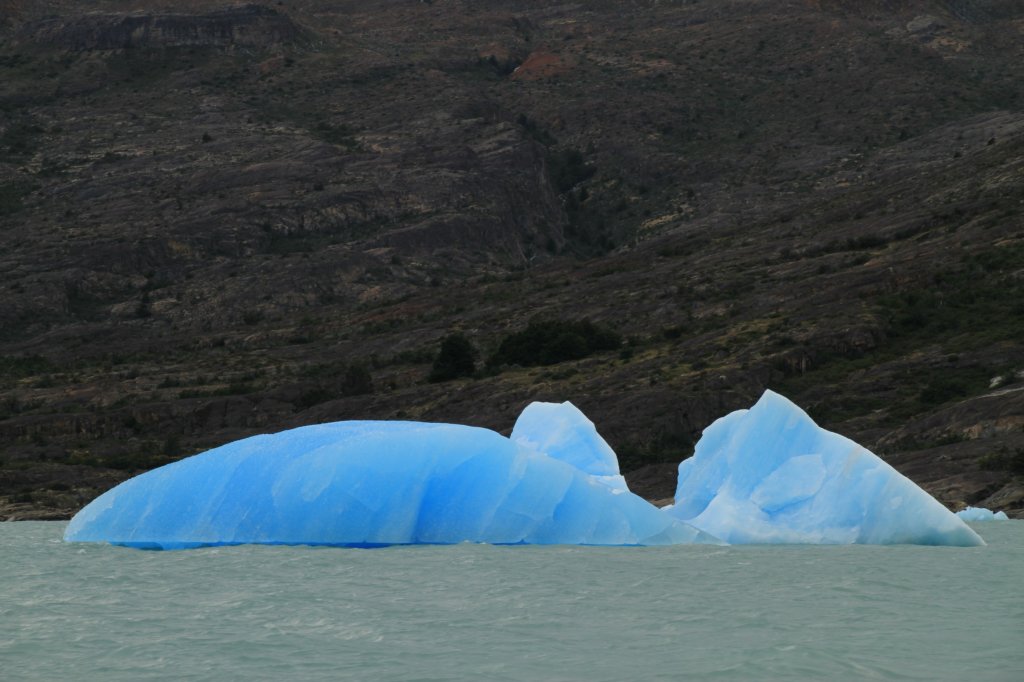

left=1, top=0, right=1022, bottom=520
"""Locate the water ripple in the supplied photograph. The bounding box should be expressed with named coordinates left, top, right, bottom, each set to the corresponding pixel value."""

left=1, top=522, right=1021, bottom=681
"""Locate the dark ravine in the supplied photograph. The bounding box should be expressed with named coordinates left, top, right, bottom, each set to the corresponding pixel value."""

left=1, top=0, right=1022, bottom=520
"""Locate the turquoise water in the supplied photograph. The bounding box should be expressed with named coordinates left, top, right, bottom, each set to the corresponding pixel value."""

left=2, top=522, right=1022, bottom=681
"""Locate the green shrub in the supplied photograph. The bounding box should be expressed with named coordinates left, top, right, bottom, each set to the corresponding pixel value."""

left=341, top=363, right=373, bottom=396
left=162, top=435, right=182, bottom=458
left=979, top=449, right=1024, bottom=475
left=516, top=114, right=556, bottom=146
left=881, top=243, right=1024, bottom=350
left=476, top=55, right=521, bottom=78
left=311, top=122, right=360, bottom=150
left=918, top=376, right=970, bottom=405
left=616, top=429, right=695, bottom=471
left=429, top=333, right=478, bottom=382
left=488, top=319, right=621, bottom=368
left=0, top=181, right=29, bottom=216
left=295, top=386, right=335, bottom=411
left=296, top=363, right=373, bottom=410
left=0, top=121, right=44, bottom=161
left=547, top=148, right=595, bottom=193
left=0, top=354, right=53, bottom=378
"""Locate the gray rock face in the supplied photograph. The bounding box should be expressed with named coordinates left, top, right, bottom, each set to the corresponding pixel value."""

left=906, top=14, right=947, bottom=34
left=18, top=4, right=305, bottom=51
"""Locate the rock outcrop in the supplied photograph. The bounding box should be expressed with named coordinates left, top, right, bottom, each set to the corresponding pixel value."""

left=18, top=4, right=306, bottom=51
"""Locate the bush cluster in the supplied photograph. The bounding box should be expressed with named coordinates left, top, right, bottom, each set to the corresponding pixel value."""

left=979, top=449, right=1024, bottom=475
left=547, top=148, right=595, bottom=193
left=295, top=363, right=373, bottom=410
left=429, top=333, right=477, bottom=382
left=488, top=319, right=621, bottom=368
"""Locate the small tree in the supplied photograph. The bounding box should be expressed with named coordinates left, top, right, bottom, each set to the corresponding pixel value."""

left=429, top=333, right=478, bottom=382
left=341, top=363, right=373, bottom=396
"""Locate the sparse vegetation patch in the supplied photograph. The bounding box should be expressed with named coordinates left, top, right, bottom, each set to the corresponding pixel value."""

left=488, top=320, right=621, bottom=369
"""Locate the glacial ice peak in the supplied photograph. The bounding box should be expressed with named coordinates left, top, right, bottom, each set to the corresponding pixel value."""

left=664, top=390, right=984, bottom=547
left=511, top=400, right=628, bottom=493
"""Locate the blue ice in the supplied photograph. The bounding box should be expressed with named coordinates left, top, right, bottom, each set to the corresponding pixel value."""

left=64, top=416, right=718, bottom=549
left=511, top=401, right=629, bottom=493
left=956, top=506, right=1009, bottom=521
left=663, top=390, right=984, bottom=546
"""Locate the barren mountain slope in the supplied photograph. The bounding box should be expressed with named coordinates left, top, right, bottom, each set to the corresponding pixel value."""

left=1, top=0, right=1022, bottom=519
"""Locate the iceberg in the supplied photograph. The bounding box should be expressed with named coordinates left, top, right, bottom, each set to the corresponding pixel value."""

left=511, top=401, right=629, bottom=493
left=65, top=417, right=719, bottom=550
left=664, top=390, right=984, bottom=547
left=956, top=506, right=1009, bottom=522
left=64, top=391, right=987, bottom=550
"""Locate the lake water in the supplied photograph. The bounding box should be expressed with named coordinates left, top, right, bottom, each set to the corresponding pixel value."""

left=2, top=521, right=1022, bottom=681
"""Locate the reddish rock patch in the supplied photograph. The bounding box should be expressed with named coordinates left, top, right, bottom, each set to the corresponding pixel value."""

left=511, top=50, right=570, bottom=80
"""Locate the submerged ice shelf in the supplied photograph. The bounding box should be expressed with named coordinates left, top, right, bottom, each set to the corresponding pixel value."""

left=65, top=404, right=717, bottom=550
left=664, top=391, right=984, bottom=547
left=65, top=393, right=985, bottom=550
